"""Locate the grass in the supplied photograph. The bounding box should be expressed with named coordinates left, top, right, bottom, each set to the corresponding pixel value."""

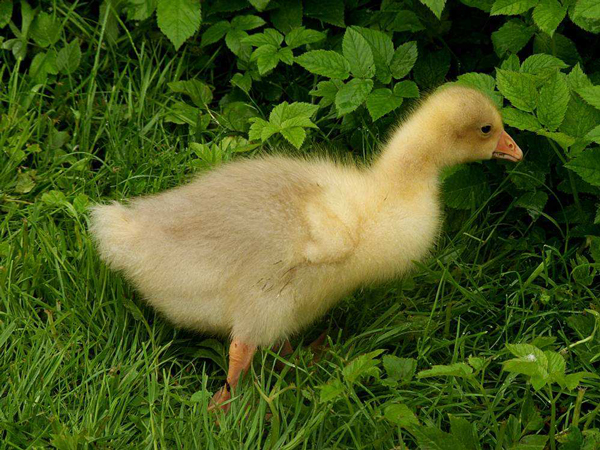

left=1, top=7, right=599, bottom=450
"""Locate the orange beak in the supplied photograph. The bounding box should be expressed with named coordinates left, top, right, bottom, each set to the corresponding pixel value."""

left=493, top=130, right=523, bottom=162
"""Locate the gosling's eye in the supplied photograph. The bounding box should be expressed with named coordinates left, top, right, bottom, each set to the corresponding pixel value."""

left=481, top=125, right=492, bottom=134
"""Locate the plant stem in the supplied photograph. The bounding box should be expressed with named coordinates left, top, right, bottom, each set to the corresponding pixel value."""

left=548, top=386, right=557, bottom=450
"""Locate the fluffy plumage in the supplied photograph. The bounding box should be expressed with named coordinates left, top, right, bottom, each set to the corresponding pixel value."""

left=90, top=85, right=522, bottom=370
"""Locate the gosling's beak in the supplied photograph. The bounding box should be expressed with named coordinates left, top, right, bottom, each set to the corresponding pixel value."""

left=493, top=130, right=523, bottom=162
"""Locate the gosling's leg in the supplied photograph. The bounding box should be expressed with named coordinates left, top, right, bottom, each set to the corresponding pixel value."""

left=209, top=339, right=256, bottom=412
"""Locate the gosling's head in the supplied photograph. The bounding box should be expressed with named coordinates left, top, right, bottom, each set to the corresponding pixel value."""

left=413, top=85, right=523, bottom=166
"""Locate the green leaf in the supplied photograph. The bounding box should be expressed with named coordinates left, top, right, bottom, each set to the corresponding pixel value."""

left=304, top=0, right=344, bottom=27
left=230, top=14, right=266, bottom=31
left=520, top=54, right=568, bottom=76
left=168, top=79, right=213, bottom=107
left=251, top=44, right=281, bottom=75
left=201, top=21, right=230, bottom=47
left=561, top=96, right=600, bottom=138
left=394, top=80, right=420, bottom=98
left=536, top=130, right=575, bottom=149
left=449, top=416, right=479, bottom=450
left=295, top=50, right=350, bottom=79
left=231, top=72, right=252, bottom=93
left=578, top=86, right=600, bottom=110
left=537, top=71, right=569, bottom=131
left=225, top=29, right=251, bottom=58
left=243, top=28, right=283, bottom=47
left=335, top=78, right=373, bottom=116
left=419, top=0, right=446, bottom=18
left=15, top=171, right=35, bottom=194
left=382, top=356, right=416, bottom=382
left=269, top=101, right=318, bottom=125
left=248, top=0, right=270, bottom=12
left=563, top=371, right=599, bottom=390
left=0, top=0, right=12, bottom=29
left=351, top=26, right=394, bottom=83
left=280, top=127, right=306, bottom=149
left=442, top=165, right=490, bottom=210
left=545, top=350, right=566, bottom=380
left=56, top=40, right=81, bottom=75
left=502, top=107, right=542, bottom=132
left=496, top=69, right=538, bottom=112
left=389, top=10, right=425, bottom=32
left=513, top=435, right=547, bottom=450
left=413, top=49, right=450, bottom=89
left=410, top=426, right=466, bottom=450
left=520, top=392, right=544, bottom=432
left=532, top=0, right=567, bottom=36
left=319, top=379, right=345, bottom=402
left=30, top=12, right=61, bottom=47
left=270, top=0, right=302, bottom=34
left=460, top=0, right=494, bottom=11
left=492, top=19, right=535, bottom=56
left=491, top=0, right=538, bottom=16
left=310, top=79, right=343, bottom=107
left=565, top=148, right=600, bottom=186
left=574, top=0, right=600, bottom=20
left=501, top=54, right=521, bottom=71
left=586, top=124, right=600, bottom=144
left=390, top=41, right=418, bottom=80
left=156, top=0, right=201, bottom=50
left=29, top=50, right=58, bottom=83
left=515, top=191, right=548, bottom=216
left=342, top=28, right=375, bottom=79
left=384, top=404, right=419, bottom=428
left=567, top=64, right=592, bottom=91
left=417, top=363, right=473, bottom=378
left=342, top=350, right=383, bottom=384
left=285, top=27, right=325, bottom=49
left=456, top=72, right=502, bottom=107
left=366, top=89, right=403, bottom=121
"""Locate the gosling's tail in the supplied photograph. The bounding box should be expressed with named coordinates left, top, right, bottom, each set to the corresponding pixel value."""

left=89, top=202, right=140, bottom=272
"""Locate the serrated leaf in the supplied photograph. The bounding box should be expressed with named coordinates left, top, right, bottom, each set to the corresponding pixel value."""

left=536, top=130, right=575, bottom=149
left=561, top=96, right=600, bottom=138
left=295, top=50, right=350, bottom=79
left=384, top=404, right=419, bottom=428
left=30, top=12, right=61, bottom=47
left=502, top=107, right=542, bottom=131
left=513, top=434, right=548, bottom=449
left=248, top=0, right=270, bottom=12
left=270, top=0, right=302, bottom=34
left=351, top=26, right=394, bottom=83
left=456, top=72, right=502, bottom=107
left=390, top=41, right=418, bottom=79
left=280, top=127, right=306, bottom=149
left=496, top=69, right=538, bottom=112
left=567, top=64, right=592, bottom=91
left=15, top=171, right=35, bottom=194
left=545, top=350, right=566, bottom=380
left=269, top=101, right=318, bottom=125
left=417, top=363, right=473, bottom=378
left=394, top=80, right=420, bottom=98
left=0, top=0, right=12, bottom=28
left=537, top=71, right=569, bottom=130
left=578, top=86, right=600, bottom=110
left=492, top=19, right=535, bottom=56
left=410, top=426, right=466, bottom=450
left=366, top=89, right=403, bottom=121
left=442, top=165, right=490, bottom=210
left=248, top=117, right=269, bottom=141
left=310, top=79, right=343, bottom=107
left=563, top=371, right=599, bottom=390
left=156, top=0, right=201, bottom=50
left=574, top=0, right=600, bottom=20
left=383, top=356, right=416, bottom=381
left=521, top=54, right=568, bottom=76
left=243, top=28, right=283, bottom=47
left=168, top=79, right=213, bottom=107
left=342, top=28, right=375, bottom=79
left=285, top=27, right=325, bottom=49
left=413, top=49, right=450, bottom=89
left=565, top=148, right=600, bottom=186
left=335, top=78, right=373, bottom=116
left=56, top=40, right=81, bottom=75
left=231, top=72, right=252, bottom=93
left=419, top=0, right=446, bottom=19
left=342, top=350, right=383, bottom=383
left=501, top=54, right=521, bottom=71
left=491, top=0, right=538, bottom=16
left=587, top=124, right=600, bottom=144
left=460, top=0, right=494, bottom=11
left=225, top=29, right=251, bottom=59
left=515, top=191, right=548, bottom=217
left=231, top=14, right=266, bottom=31
left=304, top=0, right=344, bottom=27
left=532, top=0, right=566, bottom=36
left=449, top=416, right=479, bottom=450
left=251, top=44, right=280, bottom=74
left=319, top=379, right=345, bottom=402
left=201, top=21, right=230, bottom=47
left=389, top=9, right=425, bottom=32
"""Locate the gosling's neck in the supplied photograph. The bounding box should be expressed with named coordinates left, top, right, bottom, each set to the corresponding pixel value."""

left=371, top=117, right=448, bottom=190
